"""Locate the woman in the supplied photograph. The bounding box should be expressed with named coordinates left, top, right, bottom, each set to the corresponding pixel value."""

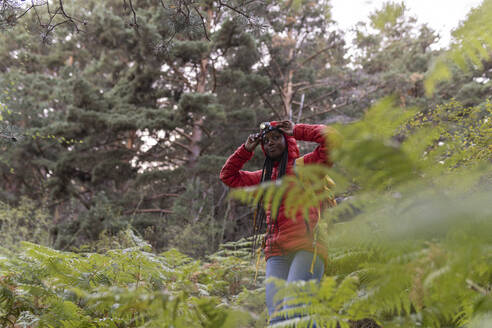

left=220, top=120, right=337, bottom=325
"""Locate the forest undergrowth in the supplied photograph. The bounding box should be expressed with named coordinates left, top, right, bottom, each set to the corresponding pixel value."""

left=1, top=96, right=491, bottom=328
left=1, top=0, right=492, bottom=327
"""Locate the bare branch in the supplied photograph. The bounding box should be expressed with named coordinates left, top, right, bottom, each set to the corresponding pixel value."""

left=173, top=128, right=193, bottom=142
left=302, top=89, right=337, bottom=109
left=261, top=58, right=286, bottom=99
left=296, top=93, right=304, bottom=123
left=258, top=93, right=282, bottom=120
left=217, top=0, right=251, bottom=20
left=58, top=0, right=85, bottom=28
left=168, top=62, right=194, bottom=90
left=128, top=0, right=139, bottom=31
left=193, top=6, right=210, bottom=41
left=167, top=139, right=194, bottom=153
left=15, top=1, right=44, bottom=20
left=144, top=193, right=180, bottom=200
left=125, top=208, right=174, bottom=214
left=297, top=46, right=332, bottom=69
left=32, top=1, right=43, bottom=26
left=297, top=81, right=334, bottom=92
left=43, top=20, right=69, bottom=42
left=301, top=101, right=350, bottom=121
left=9, top=0, right=86, bottom=42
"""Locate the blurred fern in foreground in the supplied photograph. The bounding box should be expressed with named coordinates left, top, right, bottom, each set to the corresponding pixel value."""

left=231, top=95, right=492, bottom=327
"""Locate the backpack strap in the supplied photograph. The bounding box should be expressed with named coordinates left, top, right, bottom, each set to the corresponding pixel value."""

left=294, top=156, right=304, bottom=168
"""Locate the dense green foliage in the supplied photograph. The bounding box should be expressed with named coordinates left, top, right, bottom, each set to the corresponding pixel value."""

left=0, top=0, right=491, bottom=327
left=425, top=0, right=492, bottom=96
left=0, top=0, right=270, bottom=253
left=0, top=197, right=51, bottom=248
left=0, top=236, right=265, bottom=327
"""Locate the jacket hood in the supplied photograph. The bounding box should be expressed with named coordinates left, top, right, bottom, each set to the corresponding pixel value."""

left=260, top=121, right=300, bottom=161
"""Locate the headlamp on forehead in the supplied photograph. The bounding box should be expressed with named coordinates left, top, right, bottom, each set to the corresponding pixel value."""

left=257, top=122, right=279, bottom=140
left=259, top=122, right=271, bottom=131
left=260, top=122, right=279, bottom=134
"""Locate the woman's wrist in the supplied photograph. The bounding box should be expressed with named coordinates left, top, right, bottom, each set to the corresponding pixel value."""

left=243, top=143, right=253, bottom=152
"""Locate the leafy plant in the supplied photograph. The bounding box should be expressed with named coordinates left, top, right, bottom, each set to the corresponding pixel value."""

left=0, top=197, right=51, bottom=249
left=0, top=240, right=260, bottom=327
left=230, top=95, right=492, bottom=327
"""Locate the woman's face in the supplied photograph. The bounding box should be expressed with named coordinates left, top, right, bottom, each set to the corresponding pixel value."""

left=262, top=130, right=286, bottom=161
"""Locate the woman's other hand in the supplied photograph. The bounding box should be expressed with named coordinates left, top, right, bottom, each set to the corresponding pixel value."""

left=277, top=120, right=294, bottom=136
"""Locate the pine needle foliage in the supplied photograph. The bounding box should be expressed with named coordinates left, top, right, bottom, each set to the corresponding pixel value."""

left=425, top=0, right=492, bottom=95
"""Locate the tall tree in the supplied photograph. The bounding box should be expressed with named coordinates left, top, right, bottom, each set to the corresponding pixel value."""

left=351, top=2, right=438, bottom=110
left=0, top=0, right=270, bottom=253
left=253, top=0, right=347, bottom=121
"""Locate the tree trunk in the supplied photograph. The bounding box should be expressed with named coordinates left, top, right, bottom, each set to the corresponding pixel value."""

left=188, top=9, right=212, bottom=167
left=281, top=30, right=295, bottom=119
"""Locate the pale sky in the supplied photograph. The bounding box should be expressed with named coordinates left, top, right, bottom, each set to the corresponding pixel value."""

left=330, top=0, right=484, bottom=48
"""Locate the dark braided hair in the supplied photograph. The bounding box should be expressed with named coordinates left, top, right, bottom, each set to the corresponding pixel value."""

left=251, top=140, right=289, bottom=255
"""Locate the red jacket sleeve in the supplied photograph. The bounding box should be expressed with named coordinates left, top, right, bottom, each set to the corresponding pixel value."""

left=220, top=144, right=262, bottom=188
left=293, top=123, right=340, bottom=166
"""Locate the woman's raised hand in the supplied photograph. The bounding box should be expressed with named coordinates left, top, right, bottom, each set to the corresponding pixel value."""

left=277, top=120, right=294, bottom=136
left=244, top=133, right=261, bottom=152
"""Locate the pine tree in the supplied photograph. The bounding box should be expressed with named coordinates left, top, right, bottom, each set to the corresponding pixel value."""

left=251, top=0, right=347, bottom=121
left=0, top=0, right=271, bottom=253
left=351, top=2, right=438, bottom=111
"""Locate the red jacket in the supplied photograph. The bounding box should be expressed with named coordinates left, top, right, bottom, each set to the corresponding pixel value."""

left=220, top=123, right=335, bottom=260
